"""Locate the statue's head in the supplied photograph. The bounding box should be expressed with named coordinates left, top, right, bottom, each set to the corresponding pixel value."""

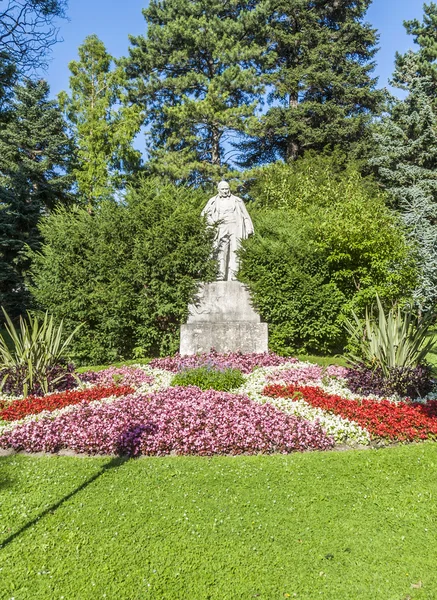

left=217, top=181, right=231, bottom=198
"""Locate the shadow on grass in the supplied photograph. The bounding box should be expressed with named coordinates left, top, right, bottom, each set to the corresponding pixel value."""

left=0, top=476, right=14, bottom=491
left=0, top=455, right=130, bottom=550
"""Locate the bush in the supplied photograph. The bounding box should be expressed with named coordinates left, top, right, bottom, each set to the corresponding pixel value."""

left=239, top=152, right=417, bottom=355
left=28, top=178, right=216, bottom=364
left=344, top=294, right=435, bottom=373
left=171, top=366, right=245, bottom=391
left=0, top=308, right=80, bottom=397
left=345, top=363, right=434, bottom=398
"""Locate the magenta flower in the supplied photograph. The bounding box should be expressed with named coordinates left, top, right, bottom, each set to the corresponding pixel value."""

left=0, top=387, right=334, bottom=456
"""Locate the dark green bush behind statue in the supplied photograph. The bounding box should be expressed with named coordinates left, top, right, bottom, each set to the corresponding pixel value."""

left=238, top=153, right=418, bottom=355
left=28, top=178, right=216, bottom=364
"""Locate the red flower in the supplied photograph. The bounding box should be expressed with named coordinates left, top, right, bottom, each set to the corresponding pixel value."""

left=0, top=385, right=134, bottom=422
left=263, top=384, right=437, bottom=442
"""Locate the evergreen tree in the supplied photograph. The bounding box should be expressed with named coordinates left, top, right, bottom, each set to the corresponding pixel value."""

left=239, top=0, right=383, bottom=164
left=393, top=2, right=437, bottom=96
left=60, top=35, right=142, bottom=207
left=0, top=79, right=72, bottom=316
left=370, top=70, right=437, bottom=310
left=126, top=0, right=264, bottom=185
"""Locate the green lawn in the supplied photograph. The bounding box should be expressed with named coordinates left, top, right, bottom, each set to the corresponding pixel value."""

left=1, top=445, right=437, bottom=599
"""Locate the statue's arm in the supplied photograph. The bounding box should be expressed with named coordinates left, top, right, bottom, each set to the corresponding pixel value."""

left=201, top=196, right=217, bottom=222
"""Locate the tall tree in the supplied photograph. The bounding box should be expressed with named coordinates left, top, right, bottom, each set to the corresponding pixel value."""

left=393, top=2, right=437, bottom=96
left=0, top=79, right=72, bottom=315
left=126, top=0, right=264, bottom=185
left=60, top=35, right=142, bottom=207
left=370, top=66, right=437, bottom=310
left=0, top=0, right=67, bottom=73
left=239, top=0, right=383, bottom=165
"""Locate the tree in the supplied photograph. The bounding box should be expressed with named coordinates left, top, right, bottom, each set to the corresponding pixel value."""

left=239, top=154, right=417, bottom=354
left=0, top=79, right=73, bottom=316
left=239, top=0, right=383, bottom=165
left=126, top=0, right=264, bottom=185
left=59, top=35, right=142, bottom=207
left=370, top=71, right=437, bottom=310
left=0, top=0, right=67, bottom=73
left=393, top=2, right=437, bottom=97
left=28, top=179, right=217, bottom=364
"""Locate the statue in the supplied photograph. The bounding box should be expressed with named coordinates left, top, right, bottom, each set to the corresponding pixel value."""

left=202, top=181, right=254, bottom=281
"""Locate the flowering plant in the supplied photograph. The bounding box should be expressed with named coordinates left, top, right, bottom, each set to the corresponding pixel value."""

left=0, top=385, right=134, bottom=422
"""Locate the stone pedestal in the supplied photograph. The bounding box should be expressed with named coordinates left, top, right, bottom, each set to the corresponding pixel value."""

left=180, top=281, right=268, bottom=355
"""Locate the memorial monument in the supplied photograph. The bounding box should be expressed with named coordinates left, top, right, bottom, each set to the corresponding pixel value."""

left=180, top=181, right=268, bottom=355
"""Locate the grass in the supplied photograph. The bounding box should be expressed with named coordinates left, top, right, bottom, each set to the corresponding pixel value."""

left=1, top=445, right=437, bottom=599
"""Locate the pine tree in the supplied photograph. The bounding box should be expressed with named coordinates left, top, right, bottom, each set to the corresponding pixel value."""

left=239, top=0, right=383, bottom=165
left=126, top=0, right=264, bottom=185
left=370, top=69, right=437, bottom=310
left=59, top=35, right=143, bottom=207
left=0, top=79, right=72, bottom=316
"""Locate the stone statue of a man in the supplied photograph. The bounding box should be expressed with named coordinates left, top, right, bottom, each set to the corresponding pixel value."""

left=202, top=181, right=254, bottom=281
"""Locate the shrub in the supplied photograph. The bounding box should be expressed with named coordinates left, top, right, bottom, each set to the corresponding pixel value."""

left=0, top=308, right=81, bottom=397
left=239, top=153, right=417, bottom=355
left=171, top=366, right=245, bottom=391
left=28, top=178, right=216, bottom=364
left=345, top=363, right=434, bottom=398
left=344, top=294, right=435, bottom=373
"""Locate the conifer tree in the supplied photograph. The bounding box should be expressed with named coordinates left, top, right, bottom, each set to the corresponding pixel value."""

left=240, top=0, right=383, bottom=164
left=371, top=68, right=437, bottom=309
left=0, top=79, right=72, bottom=316
left=393, top=2, right=437, bottom=96
left=126, top=0, right=264, bottom=185
left=60, top=35, right=142, bottom=206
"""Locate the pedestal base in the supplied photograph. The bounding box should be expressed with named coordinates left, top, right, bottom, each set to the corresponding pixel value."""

left=180, top=322, right=268, bottom=355
left=180, top=281, right=269, bottom=355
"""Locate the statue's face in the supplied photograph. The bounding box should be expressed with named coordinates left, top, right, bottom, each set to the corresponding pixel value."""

left=218, top=182, right=231, bottom=198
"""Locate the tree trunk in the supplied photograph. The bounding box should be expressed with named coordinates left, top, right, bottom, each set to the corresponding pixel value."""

left=211, top=125, right=221, bottom=166
left=286, top=92, right=300, bottom=161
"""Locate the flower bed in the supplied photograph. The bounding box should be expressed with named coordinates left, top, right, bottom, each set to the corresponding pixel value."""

left=263, top=383, right=437, bottom=442
left=1, top=353, right=436, bottom=455
left=80, top=366, right=154, bottom=388
left=0, top=385, right=134, bottom=422
left=150, top=350, right=296, bottom=374
left=0, top=387, right=334, bottom=456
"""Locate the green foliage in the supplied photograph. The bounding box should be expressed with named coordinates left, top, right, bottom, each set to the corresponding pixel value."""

left=171, top=366, right=245, bottom=392
left=0, top=79, right=73, bottom=317
left=2, top=447, right=437, bottom=598
left=126, top=0, right=264, bottom=184
left=239, top=154, right=417, bottom=355
left=59, top=35, right=142, bottom=207
left=371, top=12, right=437, bottom=310
left=238, top=0, right=384, bottom=165
left=0, top=308, right=80, bottom=397
left=28, top=178, right=216, bottom=364
left=344, top=295, right=435, bottom=375
left=393, top=2, right=437, bottom=98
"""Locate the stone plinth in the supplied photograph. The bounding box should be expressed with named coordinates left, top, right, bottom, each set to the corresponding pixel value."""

left=180, top=281, right=268, bottom=355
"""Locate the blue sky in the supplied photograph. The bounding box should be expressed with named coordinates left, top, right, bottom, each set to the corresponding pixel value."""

left=45, top=0, right=426, bottom=98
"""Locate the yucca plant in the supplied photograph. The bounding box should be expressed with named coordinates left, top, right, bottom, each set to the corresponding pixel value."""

left=344, top=295, right=435, bottom=376
left=0, top=308, right=82, bottom=397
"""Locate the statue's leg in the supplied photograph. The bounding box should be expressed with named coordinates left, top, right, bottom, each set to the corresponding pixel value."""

left=228, top=224, right=240, bottom=280
left=218, top=234, right=230, bottom=280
